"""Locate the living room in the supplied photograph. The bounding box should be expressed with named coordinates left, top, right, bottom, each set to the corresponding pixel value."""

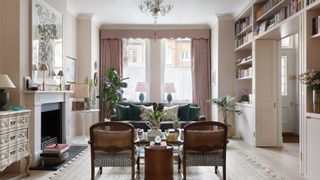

left=0, top=0, right=319, bottom=179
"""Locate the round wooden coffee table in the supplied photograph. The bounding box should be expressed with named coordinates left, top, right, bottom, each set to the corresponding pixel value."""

left=144, top=145, right=173, bottom=180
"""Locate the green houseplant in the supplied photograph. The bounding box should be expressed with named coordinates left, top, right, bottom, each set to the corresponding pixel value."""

left=208, top=95, right=241, bottom=125
left=146, top=110, right=166, bottom=138
left=97, top=68, right=128, bottom=120
left=146, top=110, right=166, bottom=130
left=84, top=77, right=95, bottom=110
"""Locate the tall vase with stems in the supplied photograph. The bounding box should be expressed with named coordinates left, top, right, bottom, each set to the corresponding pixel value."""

left=313, top=90, right=320, bottom=113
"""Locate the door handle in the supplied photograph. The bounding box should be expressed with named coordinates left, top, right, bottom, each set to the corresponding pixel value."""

left=274, top=103, right=276, bottom=108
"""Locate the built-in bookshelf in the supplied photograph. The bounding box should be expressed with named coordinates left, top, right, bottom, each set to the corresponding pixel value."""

left=306, top=1, right=320, bottom=113
left=235, top=7, right=253, bottom=49
left=254, top=0, right=303, bottom=37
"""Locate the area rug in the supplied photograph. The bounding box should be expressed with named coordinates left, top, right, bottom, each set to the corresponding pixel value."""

left=30, top=146, right=88, bottom=171
left=49, top=144, right=286, bottom=180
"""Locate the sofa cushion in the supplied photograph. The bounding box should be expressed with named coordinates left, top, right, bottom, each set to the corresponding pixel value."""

left=115, top=104, right=130, bottom=121
left=189, top=106, right=200, bottom=121
left=140, top=105, right=154, bottom=121
left=162, top=105, right=179, bottom=121
left=178, top=104, right=190, bottom=121
left=129, top=104, right=141, bottom=121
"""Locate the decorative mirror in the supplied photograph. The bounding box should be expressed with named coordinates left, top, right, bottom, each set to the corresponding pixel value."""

left=32, top=0, right=63, bottom=84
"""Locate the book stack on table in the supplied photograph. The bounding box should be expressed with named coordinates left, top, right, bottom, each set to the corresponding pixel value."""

left=40, top=144, right=69, bottom=166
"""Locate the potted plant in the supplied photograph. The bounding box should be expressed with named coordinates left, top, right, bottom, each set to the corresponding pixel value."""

left=208, top=95, right=241, bottom=137
left=146, top=110, right=166, bottom=138
left=84, top=77, right=95, bottom=110
left=299, top=70, right=320, bottom=113
left=97, top=68, right=128, bottom=120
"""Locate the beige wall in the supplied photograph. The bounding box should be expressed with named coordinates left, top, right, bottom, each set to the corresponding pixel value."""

left=211, top=15, right=235, bottom=122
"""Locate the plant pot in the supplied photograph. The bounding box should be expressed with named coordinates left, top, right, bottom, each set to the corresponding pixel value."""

left=227, top=123, right=234, bottom=139
left=148, top=129, right=161, bottom=139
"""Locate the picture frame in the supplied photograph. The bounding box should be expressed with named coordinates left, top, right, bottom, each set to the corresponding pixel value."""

left=65, top=56, right=76, bottom=83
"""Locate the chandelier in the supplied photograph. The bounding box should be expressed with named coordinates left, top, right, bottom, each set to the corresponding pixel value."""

left=139, top=0, right=173, bottom=24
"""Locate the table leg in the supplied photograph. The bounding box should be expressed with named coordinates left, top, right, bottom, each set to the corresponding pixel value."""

left=80, top=113, right=88, bottom=140
left=25, top=154, right=31, bottom=176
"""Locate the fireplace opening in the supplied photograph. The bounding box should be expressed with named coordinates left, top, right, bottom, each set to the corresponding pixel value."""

left=41, top=103, right=62, bottom=149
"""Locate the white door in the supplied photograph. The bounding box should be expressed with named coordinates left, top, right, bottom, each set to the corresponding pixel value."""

left=255, top=40, right=278, bottom=147
left=280, top=50, right=297, bottom=133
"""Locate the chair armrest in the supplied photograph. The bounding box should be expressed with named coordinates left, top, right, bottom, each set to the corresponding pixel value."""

left=199, top=116, right=206, bottom=121
left=110, top=115, right=119, bottom=121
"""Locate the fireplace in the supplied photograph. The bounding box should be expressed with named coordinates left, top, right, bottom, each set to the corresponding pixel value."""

left=41, top=103, right=62, bottom=149
left=25, top=91, right=72, bottom=167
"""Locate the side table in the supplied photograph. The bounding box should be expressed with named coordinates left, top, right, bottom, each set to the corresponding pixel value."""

left=145, top=144, right=173, bottom=180
left=72, top=109, right=100, bottom=145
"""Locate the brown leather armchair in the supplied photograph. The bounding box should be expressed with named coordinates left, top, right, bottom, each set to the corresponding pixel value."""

left=89, top=122, right=140, bottom=180
left=178, top=121, right=228, bottom=180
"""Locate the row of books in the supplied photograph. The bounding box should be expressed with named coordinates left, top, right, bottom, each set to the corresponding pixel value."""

left=235, top=15, right=253, bottom=35
left=255, top=0, right=303, bottom=36
left=235, top=32, right=253, bottom=48
left=312, top=16, right=320, bottom=35
left=236, top=67, right=253, bottom=79
left=256, top=0, right=282, bottom=19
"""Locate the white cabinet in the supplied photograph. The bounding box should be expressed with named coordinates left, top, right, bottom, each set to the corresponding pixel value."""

left=0, top=110, right=31, bottom=175
left=235, top=103, right=254, bottom=146
left=306, top=115, right=320, bottom=180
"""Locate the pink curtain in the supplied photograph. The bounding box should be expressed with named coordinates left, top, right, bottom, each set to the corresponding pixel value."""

left=99, top=38, right=123, bottom=121
left=191, top=38, right=212, bottom=120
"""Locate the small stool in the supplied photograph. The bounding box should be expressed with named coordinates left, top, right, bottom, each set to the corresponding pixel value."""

left=145, top=145, right=173, bottom=180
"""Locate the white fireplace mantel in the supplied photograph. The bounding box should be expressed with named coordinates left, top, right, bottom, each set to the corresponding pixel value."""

left=24, top=91, right=73, bottom=167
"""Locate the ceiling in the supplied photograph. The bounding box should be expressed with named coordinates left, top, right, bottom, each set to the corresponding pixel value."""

left=67, top=0, right=248, bottom=26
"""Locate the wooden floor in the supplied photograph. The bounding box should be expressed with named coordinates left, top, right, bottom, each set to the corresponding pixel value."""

left=0, top=139, right=305, bottom=180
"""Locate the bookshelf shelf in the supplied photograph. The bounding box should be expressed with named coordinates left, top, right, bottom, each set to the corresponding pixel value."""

left=311, top=33, right=320, bottom=39
left=235, top=40, right=252, bottom=51
left=236, top=24, right=253, bottom=37
left=254, top=11, right=300, bottom=40
left=307, top=0, right=320, bottom=11
left=236, top=76, right=252, bottom=81
left=236, top=59, right=253, bottom=66
left=256, top=0, right=290, bottom=22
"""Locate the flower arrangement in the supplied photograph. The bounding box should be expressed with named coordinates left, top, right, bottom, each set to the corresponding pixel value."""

left=299, top=70, right=320, bottom=92
left=146, top=110, right=166, bottom=130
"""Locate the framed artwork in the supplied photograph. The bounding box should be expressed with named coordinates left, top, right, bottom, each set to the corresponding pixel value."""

left=65, top=57, right=76, bottom=83
left=32, top=0, right=63, bottom=82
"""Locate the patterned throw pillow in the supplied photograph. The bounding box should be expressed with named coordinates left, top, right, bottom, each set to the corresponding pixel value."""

left=139, top=105, right=154, bottom=121
left=162, top=105, right=179, bottom=121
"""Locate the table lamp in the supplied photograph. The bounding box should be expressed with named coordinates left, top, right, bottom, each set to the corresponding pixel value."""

left=39, top=64, right=48, bottom=91
left=0, top=74, right=16, bottom=111
left=57, top=70, right=64, bottom=90
left=72, top=83, right=89, bottom=110
left=163, top=82, right=176, bottom=104
left=135, top=82, right=148, bottom=103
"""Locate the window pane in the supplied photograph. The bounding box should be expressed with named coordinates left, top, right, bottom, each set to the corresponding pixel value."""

left=163, top=39, right=192, bottom=103
left=281, top=36, right=293, bottom=48
left=281, top=56, right=288, bottom=96
left=122, top=39, right=148, bottom=102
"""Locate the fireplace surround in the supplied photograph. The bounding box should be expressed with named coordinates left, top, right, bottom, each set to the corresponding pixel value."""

left=25, top=91, right=72, bottom=167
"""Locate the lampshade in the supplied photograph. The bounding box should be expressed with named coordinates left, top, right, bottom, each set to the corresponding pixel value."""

left=57, top=70, right=64, bottom=77
left=72, top=83, right=89, bottom=98
left=0, top=74, right=16, bottom=89
left=39, top=64, right=48, bottom=71
left=163, top=82, right=176, bottom=93
left=135, top=82, right=148, bottom=92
